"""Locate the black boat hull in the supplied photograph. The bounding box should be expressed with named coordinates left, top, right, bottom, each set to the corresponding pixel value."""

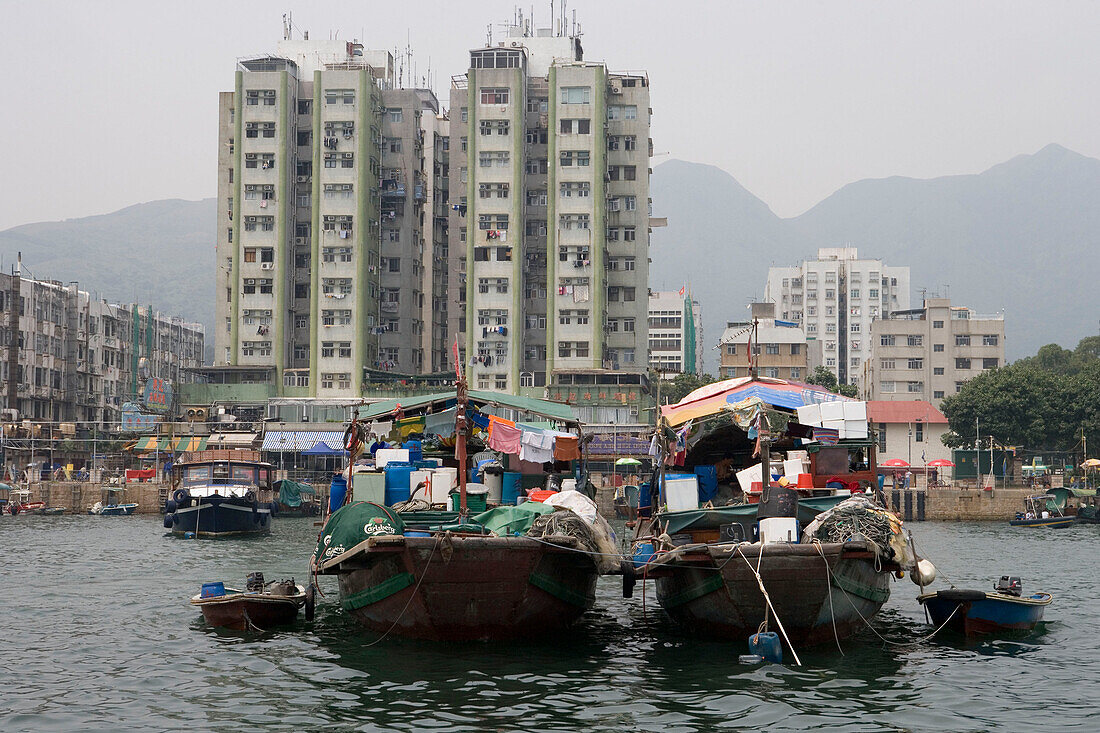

left=167, top=498, right=272, bottom=537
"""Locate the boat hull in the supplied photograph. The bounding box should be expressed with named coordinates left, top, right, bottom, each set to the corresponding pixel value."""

left=191, top=588, right=304, bottom=631
left=649, top=541, right=892, bottom=647
left=94, top=503, right=138, bottom=516
left=169, top=498, right=271, bottom=537
left=1008, top=517, right=1074, bottom=528
left=918, top=591, right=1051, bottom=635
left=325, top=535, right=598, bottom=641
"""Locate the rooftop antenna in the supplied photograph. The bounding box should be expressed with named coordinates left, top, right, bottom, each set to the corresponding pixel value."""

left=486, top=24, right=492, bottom=46
left=572, top=8, right=576, bottom=36
left=282, top=13, right=291, bottom=41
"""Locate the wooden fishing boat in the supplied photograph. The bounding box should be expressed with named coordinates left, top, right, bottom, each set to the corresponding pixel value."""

left=190, top=576, right=311, bottom=631
left=310, top=374, right=608, bottom=641
left=918, top=576, right=1052, bottom=635
left=315, top=530, right=598, bottom=641
left=89, top=501, right=138, bottom=516
left=164, top=450, right=275, bottom=537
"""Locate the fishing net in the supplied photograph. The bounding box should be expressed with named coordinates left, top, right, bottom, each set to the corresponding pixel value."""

left=802, top=495, right=905, bottom=559
left=528, top=509, right=620, bottom=574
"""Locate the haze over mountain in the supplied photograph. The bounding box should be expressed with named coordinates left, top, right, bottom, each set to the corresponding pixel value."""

left=651, top=144, right=1100, bottom=372
left=2, top=144, right=1095, bottom=374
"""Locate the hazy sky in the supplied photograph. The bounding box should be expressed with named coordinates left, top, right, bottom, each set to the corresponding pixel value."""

left=2, top=0, right=1098, bottom=230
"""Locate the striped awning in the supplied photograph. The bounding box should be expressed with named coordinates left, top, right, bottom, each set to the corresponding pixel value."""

left=133, top=436, right=208, bottom=452
left=205, top=433, right=258, bottom=449
left=261, top=430, right=345, bottom=452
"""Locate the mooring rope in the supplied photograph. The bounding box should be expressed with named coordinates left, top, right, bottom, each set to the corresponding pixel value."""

left=736, top=544, right=802, bottom=666
left=811, top=541, right=845, bottom=656
left=362, top=535, right=441, bottom=648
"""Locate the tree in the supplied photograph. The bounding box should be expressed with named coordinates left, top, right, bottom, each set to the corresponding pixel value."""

left=805, top=366, right=858, bottom=397
left=662, top=372, right=718, bottom=404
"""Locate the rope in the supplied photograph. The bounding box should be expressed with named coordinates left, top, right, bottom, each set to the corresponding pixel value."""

left=242, top=607, right=266, bottom=633
left=812, top=541, right=844, bottom=656
left=736, top=544, right=802, bottom=666
left=814, top=542, right=961, bottom=647
left=362, top=534, right=440, bottom=648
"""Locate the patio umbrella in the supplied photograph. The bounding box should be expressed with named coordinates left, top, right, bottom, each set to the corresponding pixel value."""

left=882, top=459, right=910, bottom=467
left=927, top=459, right=955, bottom=467
left=615, top=458, right=642, bottom=466
left=1082, top=458, right=1100, bottom=468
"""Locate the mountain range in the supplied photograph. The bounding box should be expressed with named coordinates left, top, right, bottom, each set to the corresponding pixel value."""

left=2, top=144, right=1097, bottom=373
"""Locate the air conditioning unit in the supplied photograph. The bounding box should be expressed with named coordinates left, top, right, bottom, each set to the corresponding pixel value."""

left=244, top=278, right=256, bottom=285
left=296, top=175, right=308, bottom=182
left=609, top=79, right=623, bottom=95
left=343, top=152, right=354, bottom=159
left=629, top=406, right=639, bottom=417
left=185, top=407, right=208, bottom=422
left=263, top=310, right=272, bottom=316
left=260, top=263, right=274, bottom=270
left=294, top=237, right=305, bottom=244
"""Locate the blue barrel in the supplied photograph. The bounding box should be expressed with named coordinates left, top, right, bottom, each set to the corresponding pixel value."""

left=632, top=542, right=656, bottom=568
left=329, top=474, right=348, bottom=512
left=748, top=632, right=783, bottom=664
left=403, top=531, right=430, bottom=538
left=502, top=472, right=522, bottom=505
left=694, top=465, right=719, bottom=502
left=201, top=582, right=226, bottom=598
left=405, top=440, right=423, bottom=462
left=384, top=464, right=415, bottom=505
left=639, top=482, right=652, bottom=509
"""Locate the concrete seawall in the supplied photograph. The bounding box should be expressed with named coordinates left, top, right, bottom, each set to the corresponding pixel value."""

left=24, top=481, right=170, bottom=514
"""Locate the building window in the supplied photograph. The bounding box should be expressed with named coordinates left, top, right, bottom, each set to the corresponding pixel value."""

left=878, top=423, right=887, bottom=452
left=880, top=381, right=896, bottom=393
left=559, top=181, right=591, bottom=198
left=478, top=151, right=510, bottom=167
left=765, top=343, right=780, bottom=355
left=559, top=213, right=590, bottom=230
left=560, top=118, right=591, bottom=134
left=790, top=367, right=801, bottom=379
left=881, top=359, right=895, bottom=370
left=933, top=367, right=944, bottom=375
left=956, top=358, right=972, bottom=369
left=907, top=335, right=923, bottom=347
left=559, top=150, right=591, bottom=167
left=915, top=423, right=924, bottom=442
left=480, top=87, right=510, bottom=105
left=956, top=335, right=971, bottom=347
left=983, top=358, right=999, bottom=369
left=934, top=390, right=945, bottom=399
left=934, top=344, right=944, bottom=352
left=480, top=119, right=509, bottom=135
left=908, top=381, right=924, bottom=393
left=325, top=89, right=356, bottom=105
left=908, top=358, right=923, bottom=369
left=932, top=320, right=944, bottom=328
left=560, top=86, right=591, bottom=104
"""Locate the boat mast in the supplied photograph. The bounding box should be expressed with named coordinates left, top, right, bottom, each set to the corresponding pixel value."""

left=455, top=370, right=469, bottom=517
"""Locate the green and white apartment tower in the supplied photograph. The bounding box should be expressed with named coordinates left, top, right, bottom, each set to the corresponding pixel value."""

left=448, top=21, right=653, bottom=392
left=215, top=37, right=451, bottom=397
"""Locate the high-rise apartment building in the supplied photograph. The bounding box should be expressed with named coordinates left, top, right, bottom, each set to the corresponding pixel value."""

left=866, top=298, right=1005, bottom=407
left=215, top=37, right=450, bottom=397
left=449, top=22, right=652, bottom=393
left=764, top=248, right=909, bottom=389
left=647, top=290, right=702, bottom=376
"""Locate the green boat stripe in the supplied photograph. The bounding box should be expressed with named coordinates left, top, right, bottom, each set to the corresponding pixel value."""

left=830, top=573, right=891, bottom=603
left=659, top=573, right=726, bottom=609
left=528, top=571, right=592, bottom=608
left=341, top=572, right=415, bottom=611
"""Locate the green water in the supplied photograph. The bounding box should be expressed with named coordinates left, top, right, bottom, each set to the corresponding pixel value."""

left=1, top=515, right=1094, bottom=731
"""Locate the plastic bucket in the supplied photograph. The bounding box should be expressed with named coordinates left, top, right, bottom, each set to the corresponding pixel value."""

left=483, top=471, right=503, bottom=503
left=329, top=475, right=348, bottom=513
left=796, top=473, right=814, bottom=489
left=502, top=472, right=522, bottom=505
left=527, top=489, right=556, bottom=503
left=201, top=582, right=226, bottom=598
left=632, top=542, right=656, bottom=568
left=749, top=631, right=783, bottom=664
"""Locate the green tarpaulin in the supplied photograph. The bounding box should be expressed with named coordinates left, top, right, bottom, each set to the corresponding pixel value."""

left=277, top=479, right=317, bottom=508
left=314, top=502, right=404, bottom=565
left=472, top=501, right=555, bottom=536
left=657, top=495, right=846, bottom=536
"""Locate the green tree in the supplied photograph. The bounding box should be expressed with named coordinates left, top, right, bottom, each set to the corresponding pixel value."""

left=805, top=366, right=858, bottom=397
left=662, top=372, right=718, bottom=404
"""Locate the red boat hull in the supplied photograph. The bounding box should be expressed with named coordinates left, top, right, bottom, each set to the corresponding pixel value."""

left=328, top=535, right=599, bottom=641
left=191, top=591, right=303, bottom=631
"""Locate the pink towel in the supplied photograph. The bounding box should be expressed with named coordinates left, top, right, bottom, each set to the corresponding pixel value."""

left=488, top=421, right=522, bottom=455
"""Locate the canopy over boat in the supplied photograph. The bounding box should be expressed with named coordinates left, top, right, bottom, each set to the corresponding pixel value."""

left=356, top=389, right=578, bottom=426
left=659, top=377, right=852, bottom=428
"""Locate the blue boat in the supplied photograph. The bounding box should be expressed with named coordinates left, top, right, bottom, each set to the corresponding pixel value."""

left=1008, top=494, right=1074, bottom=528
left=90, top=502, right=138, bottom=516
left=163, top=451, right=274, bottom=537
left=917, top=576, right=1052, bottom=635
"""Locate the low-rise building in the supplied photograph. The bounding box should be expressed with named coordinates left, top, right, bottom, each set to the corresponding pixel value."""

left=866, top=400, right=951, bottom=466
left=719, top=302, right=819, bottom=380
left=866, top=298, right=1005, bottom=406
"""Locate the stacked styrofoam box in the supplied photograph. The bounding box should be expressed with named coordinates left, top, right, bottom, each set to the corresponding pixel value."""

left=796, top=401, right=868, bottom=440
left=820, top=401, right=846, bottom=437
left=375, top=448, right=410, bottom=468
left=796, top=403, right=822, bottom=428
left=843, top=401, right=869, bottom=439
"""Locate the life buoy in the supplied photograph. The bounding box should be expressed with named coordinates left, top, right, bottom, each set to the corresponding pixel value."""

left=244, top=490, right=256, bottom=504
left=172, top=488, right=189, bottom=505
left=343, top=422, right=365, bottom=453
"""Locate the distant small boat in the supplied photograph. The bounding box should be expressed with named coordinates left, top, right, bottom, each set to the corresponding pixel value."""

left=38, top=507, right=66, bottom=516
left=918, top=576, right=1052, bottom=635
left=89, top=501, right=138, bottom=516
left=190, top=573, right=312, bottom=631
left=1009, top=494, right=1074, bottom=528
left=2, top=487, right=45, bottom=515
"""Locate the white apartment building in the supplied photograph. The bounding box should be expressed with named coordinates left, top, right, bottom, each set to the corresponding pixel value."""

left=450, top=21, right=652, bottom=393
left=719, top=302, right=820, bottom=380
left=867, top=298, right=1006, bottom=407
left=647, top=291, right=702, bottom=376
left=764, top=247, right=909, bottom=389
left=215, top=36, right=451, bottom=398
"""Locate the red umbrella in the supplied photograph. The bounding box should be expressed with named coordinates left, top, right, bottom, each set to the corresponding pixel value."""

left=927, top=459, right=955, bottom=467
left=882, top=459, right=910, bottom=467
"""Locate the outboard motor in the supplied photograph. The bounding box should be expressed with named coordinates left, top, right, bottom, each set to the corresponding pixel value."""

left=246, top=571, right=265, bottom=593
left=995, top=575, right=1022, bottom=596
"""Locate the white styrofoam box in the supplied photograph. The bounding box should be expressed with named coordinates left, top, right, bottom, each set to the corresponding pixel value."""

left=759, top=516, right=800, bottom=544
left=822, top=418, right=845, bottom=431
left=736, top=463, right=763, bottom=493
left=664, top=474, right=700, bottom=512
left=787, top=450, right=809, bottom=463
left=783, top=458, right=805, bottom=478
left=796, top=404, right=822, bottom=427
left=843, top=401, right=867, bottom=420
left=430, top=468, right=457, bottom=504
left=844, top=420, right=869, bottom=439
left=410, top=470, right=432, bottom=500
left=374, top=448, right=409, bottom=468
left=819, top=402, right=845, bottom=421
